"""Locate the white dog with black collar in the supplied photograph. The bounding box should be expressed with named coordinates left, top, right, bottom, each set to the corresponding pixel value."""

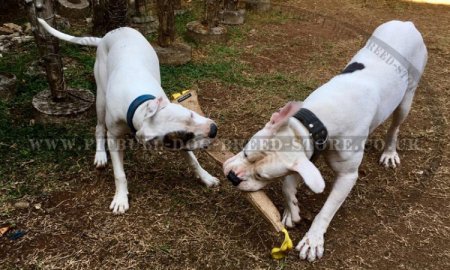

left=38, top=20, right=220, bottom=214
left=223, top=20, right=427, bottom=261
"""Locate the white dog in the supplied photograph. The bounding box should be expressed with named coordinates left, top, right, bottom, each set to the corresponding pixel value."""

left=38, top=19, right=220, bottom=214
left=223, top=20, right=427, bottom=261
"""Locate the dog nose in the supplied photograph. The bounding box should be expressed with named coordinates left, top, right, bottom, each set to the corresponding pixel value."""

left=208, top=123, right=218, bottom=138
left=227, top=171, right=242, bottom=186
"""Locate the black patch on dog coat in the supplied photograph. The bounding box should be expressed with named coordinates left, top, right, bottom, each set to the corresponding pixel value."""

left=341, top=62, right=365, bottom=74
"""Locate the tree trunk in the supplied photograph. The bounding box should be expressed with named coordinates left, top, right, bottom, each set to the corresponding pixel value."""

left=106, top=0, right=128, bottom=32
left=92, top=0, right=128, bottom=34
left=92, top=0, right=107, bottom=35
left=173, top=0, right=181, bottom=10
left=0, top=0, right=19, bottom=11
left=224, top=0, right=238, bottom=11
left=156, top=0, right=175, bottom=48
left=203, top=0, right=222, bottom=28
left=134, top=0, right=144, bottom=16
left=24, top=0, right=67, bottom=101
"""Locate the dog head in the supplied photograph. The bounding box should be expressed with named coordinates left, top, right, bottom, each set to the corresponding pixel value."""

left=223, top=102, right=325, bottom=193
left=136, top=97, right=217, bottom=150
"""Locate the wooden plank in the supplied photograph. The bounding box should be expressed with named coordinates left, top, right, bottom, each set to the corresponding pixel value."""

left=172, top=90, right=284, bottom=232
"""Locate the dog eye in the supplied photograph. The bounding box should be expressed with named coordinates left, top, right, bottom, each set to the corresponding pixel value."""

left=244, top=151, right=248, bottom=158
left=256, top=173, right=262, bottom=179
left=190, top=112, right=194, bottom=118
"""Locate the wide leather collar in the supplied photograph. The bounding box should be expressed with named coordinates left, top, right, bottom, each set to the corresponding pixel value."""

left=127, top=94, right=156, bottom=134
left=292, top=108, right=328, bottom=161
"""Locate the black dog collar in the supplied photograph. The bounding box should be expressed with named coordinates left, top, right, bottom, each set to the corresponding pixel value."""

left=292, top=108, right=328, bottom=161
left=127, top=94, right=156, bottom=134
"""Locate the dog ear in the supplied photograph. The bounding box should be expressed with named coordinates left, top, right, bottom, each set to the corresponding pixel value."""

left=267, top=101, right=302, bottom=131
left=291, top=158, right=325, bottom=193
left=144, top=97, right=165, bottom=119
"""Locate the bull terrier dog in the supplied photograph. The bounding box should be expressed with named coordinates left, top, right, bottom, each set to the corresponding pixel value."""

left=38, top=19, right=219, bottom=214
left=223, top=20, right=427, bottom=261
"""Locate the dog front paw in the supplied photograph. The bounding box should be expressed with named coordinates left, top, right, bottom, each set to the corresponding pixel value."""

left=296, top=231, right=325, bottom=262
left=379, top=151, right=400, bottom=168
left=201, top=175, right=220, bottom=187
left=109, top=193, right=129, bottom=214
left=282, top=207, right=301, bottom=228
left=94, top=151, right=108, bottom=169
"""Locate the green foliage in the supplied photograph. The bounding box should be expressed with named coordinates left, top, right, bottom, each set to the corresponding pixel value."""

left=161, top=60, right=245, bottom=94
left=60, top=44, right=96, bottom=90
left=175, top=10, right=197, bottom=37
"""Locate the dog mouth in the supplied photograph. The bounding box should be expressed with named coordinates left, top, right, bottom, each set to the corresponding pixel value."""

left=162, top=131, right=196, bottom=149
left=184, top=137, right=214, bottom=151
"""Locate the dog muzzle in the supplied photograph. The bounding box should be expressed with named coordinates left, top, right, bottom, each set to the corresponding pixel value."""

left=226, top=171, right=243, bottom=186
left=163, top=131, right=195, bottom=149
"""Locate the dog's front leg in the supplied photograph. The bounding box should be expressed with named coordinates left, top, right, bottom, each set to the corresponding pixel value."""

left=107, top=132, right=129, bottom=214
left=282, top=174, right=301, bottom=228
left=296, top=170, right=358, bottom=261
left=182, top=151, right=219, bottom=187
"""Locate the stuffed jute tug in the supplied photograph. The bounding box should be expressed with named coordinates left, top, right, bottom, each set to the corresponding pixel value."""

left=171, top=90, right=293, bottom=259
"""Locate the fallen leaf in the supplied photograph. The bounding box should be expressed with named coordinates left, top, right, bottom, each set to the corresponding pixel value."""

left=0, top=226, right=11, bottom=237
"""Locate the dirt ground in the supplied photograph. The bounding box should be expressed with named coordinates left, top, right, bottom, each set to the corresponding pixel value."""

left=1, top=0, right=449, bottom=269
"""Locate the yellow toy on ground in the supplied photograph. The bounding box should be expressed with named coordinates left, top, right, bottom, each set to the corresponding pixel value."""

left=271, top=228, right=294, bottom=259
left=171, top=90, right=190, bottom=100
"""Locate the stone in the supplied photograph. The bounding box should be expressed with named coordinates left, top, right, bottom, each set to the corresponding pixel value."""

left=220, top=9, right=245, bottom=25
left=246, top=0, right=271, bottom=11
left=132, top=15, right=159, bottom=34
left=153, top=42, right=192, bottom=66
left=55, top=15, right=71, bottom=30
left=0, top=72, right=17, bottom=100
left=11, top=35, right=34, bottom=44
left=56, top=0, right=90, bottom=19
left=23, top=23, right=32, bottom=34
left=174, top=9, right=187, bottom=15
left=3, top=23, right=22, bottom=33
left=14, top=201, right=30, bottom=209
left=0, top=26, right=14, bottom=35
left=132, top=15, right=157, bottom=24
left=186, top=21, right=228, bottom=44
left=32, top=88, right=95, bottom=124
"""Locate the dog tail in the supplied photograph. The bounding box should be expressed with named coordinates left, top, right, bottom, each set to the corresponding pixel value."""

left=37, top=18, right=101, bottom=47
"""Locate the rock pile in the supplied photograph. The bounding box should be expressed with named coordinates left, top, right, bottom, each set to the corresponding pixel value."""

left=0, top=22, right=33, bottom=55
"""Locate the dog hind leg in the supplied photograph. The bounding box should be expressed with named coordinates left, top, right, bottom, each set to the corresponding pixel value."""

left=379, top=90, right=415, bottom=168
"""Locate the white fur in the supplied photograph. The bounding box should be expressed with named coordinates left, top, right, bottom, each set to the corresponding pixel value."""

left=38, top=20, right=219, bottom=214
left=223, top=20, right=427, bottom=261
